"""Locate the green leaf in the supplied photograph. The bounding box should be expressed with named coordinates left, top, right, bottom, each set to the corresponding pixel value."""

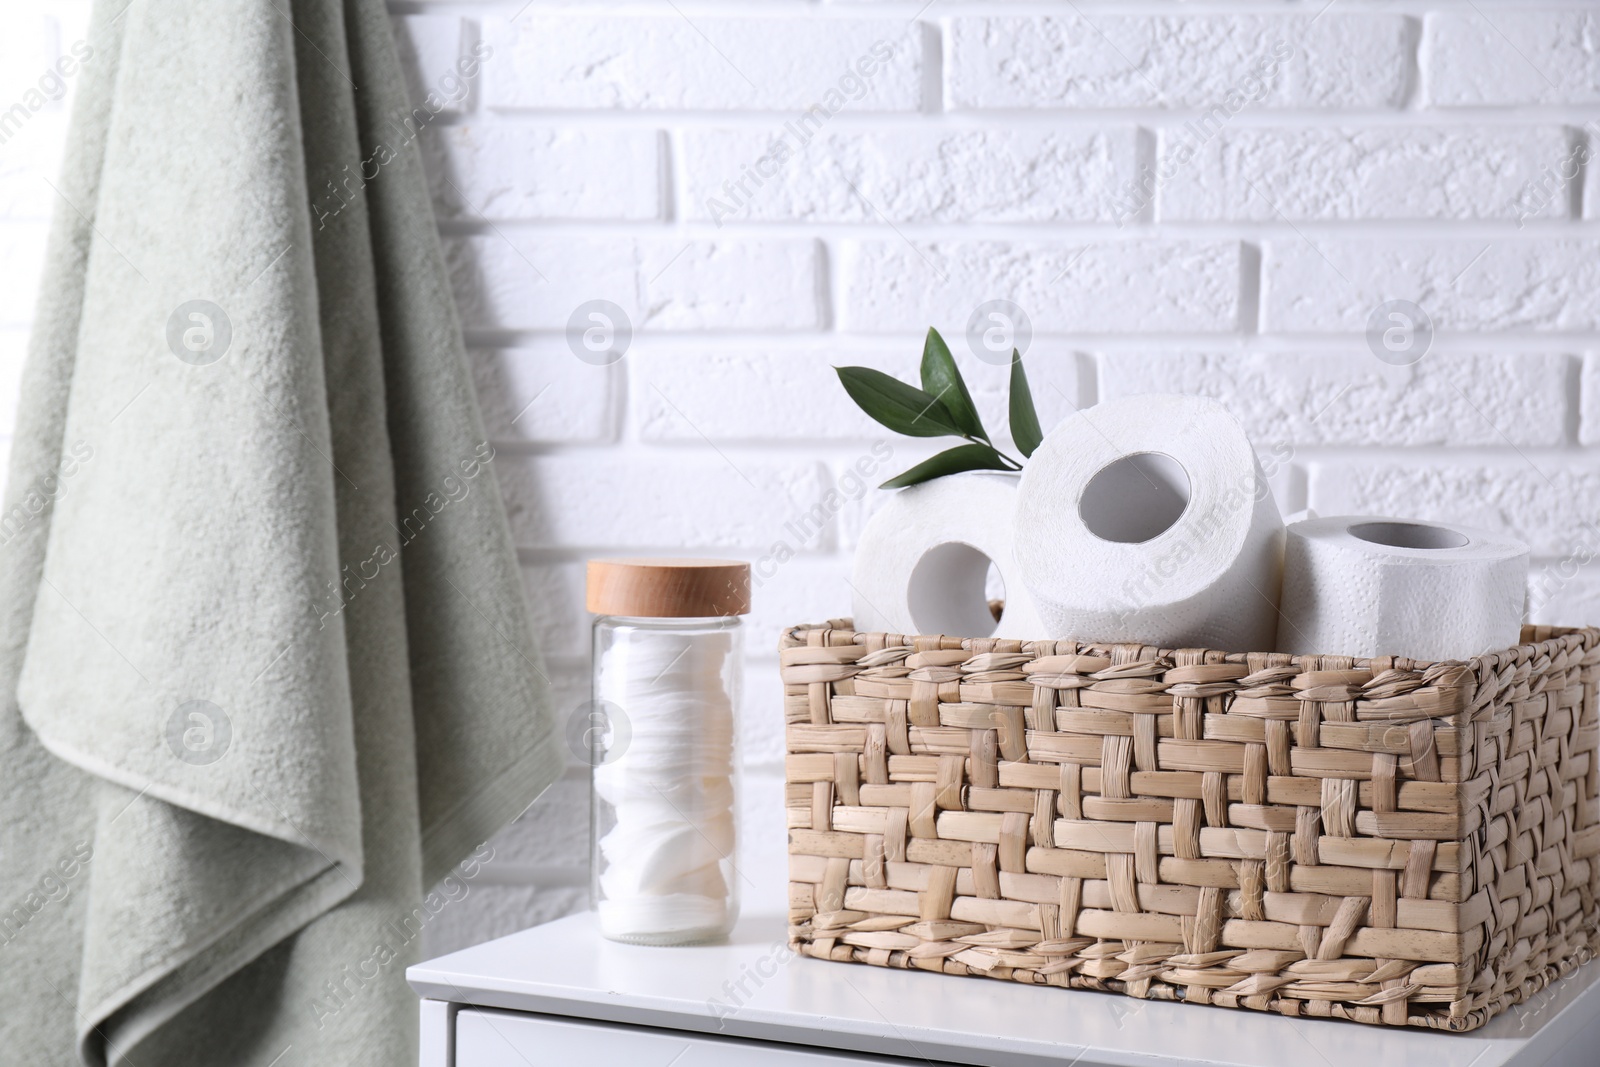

left=919, top=328, right=988, bottom=442
left=880, top=443, right=1015, bottom=489
left=1008, top=350, right=1043, bottom=458
left=836, top=365, right=964, bottom=438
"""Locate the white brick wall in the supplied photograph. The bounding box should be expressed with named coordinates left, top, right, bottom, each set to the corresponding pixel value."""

left=485, top=15, right=927, bottom=111
left=1423, top=11, right=1600, bottom=107
left=3, top=1, right=1599, bottom=958
left=1262, top=238, right=1600, bottom=332
left=841, top=238, right=1245, bottom=332
left=680, top=127, right=1142, bottom=223
left=1160, top=126, right=1575, bottom=222
left=944, top=14, right=1416, bottom=110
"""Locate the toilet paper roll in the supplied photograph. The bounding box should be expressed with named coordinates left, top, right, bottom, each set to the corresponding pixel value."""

left=851, top=471, right=1045, bottom=639
left=1276, top=515, right=1529, bottom=661
left=1013, top=395, right=1285, bottom=650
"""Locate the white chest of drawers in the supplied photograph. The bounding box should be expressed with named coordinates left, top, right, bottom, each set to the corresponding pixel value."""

left=409, top=912, right=1600, bottom=1067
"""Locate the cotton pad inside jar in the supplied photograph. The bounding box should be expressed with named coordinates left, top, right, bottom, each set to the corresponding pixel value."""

left=585, top=558, right=750, bottom=946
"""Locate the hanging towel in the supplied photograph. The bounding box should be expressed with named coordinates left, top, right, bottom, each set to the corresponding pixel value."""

left=0, top=1, right=562, bottom=1063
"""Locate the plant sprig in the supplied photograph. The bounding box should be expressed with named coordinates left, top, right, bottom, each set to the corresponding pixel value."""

left=836, top=328, right=1043, bottom=489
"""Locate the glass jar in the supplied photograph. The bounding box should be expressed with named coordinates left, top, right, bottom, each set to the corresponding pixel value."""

left=586, top=559, right=749, bottom=945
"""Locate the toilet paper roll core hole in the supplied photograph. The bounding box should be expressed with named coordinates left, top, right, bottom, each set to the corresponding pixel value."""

left=1349, top=521, right=1469, bottom=551
left=1079, top=451, right=1192, bottom=545
left=908, top=542, right=1003, bottom=637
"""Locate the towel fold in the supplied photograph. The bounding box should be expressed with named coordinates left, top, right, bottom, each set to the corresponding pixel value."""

left=0, top=1, right=562, bottom=1063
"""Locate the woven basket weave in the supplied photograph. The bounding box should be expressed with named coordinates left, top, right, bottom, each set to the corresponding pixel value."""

left=781, top=621, right=1600, bottom=1031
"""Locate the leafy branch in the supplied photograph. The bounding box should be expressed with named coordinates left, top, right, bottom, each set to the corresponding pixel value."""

left=835, top=328, right=1043, bottom=489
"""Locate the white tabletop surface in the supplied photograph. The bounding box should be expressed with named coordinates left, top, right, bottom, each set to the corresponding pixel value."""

left=409, top=911, right=1600, bottom=1067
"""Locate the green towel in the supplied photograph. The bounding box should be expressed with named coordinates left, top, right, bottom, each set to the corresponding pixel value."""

left=0, top=1, right=562, bottom=1063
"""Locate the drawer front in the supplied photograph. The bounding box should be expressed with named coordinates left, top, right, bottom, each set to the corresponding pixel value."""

left=455, top=1008, right=898, bottom=1066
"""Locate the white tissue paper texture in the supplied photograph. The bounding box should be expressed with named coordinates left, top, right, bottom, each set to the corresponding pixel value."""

left=1014, top=394, right=1285, bottom=650
left=1276, top=516, right=1529, bottom=661
left=851, top=472, right=1046, bottom=638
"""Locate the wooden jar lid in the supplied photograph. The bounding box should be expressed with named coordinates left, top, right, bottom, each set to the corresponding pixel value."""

left=586, top=558, right=751, bottom=618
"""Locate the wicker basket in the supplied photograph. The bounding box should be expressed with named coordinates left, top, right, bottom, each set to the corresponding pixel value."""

left=781, top=621, right=1600, bottom=1031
